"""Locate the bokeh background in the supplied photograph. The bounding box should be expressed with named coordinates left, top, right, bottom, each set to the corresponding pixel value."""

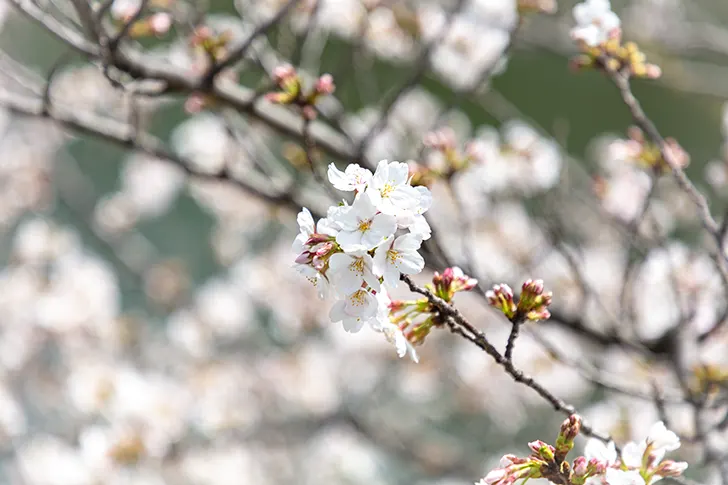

left=0, top=0, right=726, bottom=484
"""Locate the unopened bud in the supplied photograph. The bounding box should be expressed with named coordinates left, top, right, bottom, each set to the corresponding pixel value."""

left=573, top=457, right=588, bottom=477
left=148, top=12, right=172, bottom=35
left=486, top=284, right=517, bottom=319
left=272, top=64, right=297, bottom=85
left=482, top=468, right=507, bottom=485
left=655, top=460, right=688, bottom=477
left=528, top=440, right=555, bottom=462
left=314, top=74, right=335, bottom=95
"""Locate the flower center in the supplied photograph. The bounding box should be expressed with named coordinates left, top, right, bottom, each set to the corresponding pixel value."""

left=381, top=182, right=394, bottom=198
left=387, top=249, right=401, bottom=265
left=350, top=290, right=367, bottom=307
left=358, top=218, right=372, bottom=233
left=350, top=257, right=365, bottom=275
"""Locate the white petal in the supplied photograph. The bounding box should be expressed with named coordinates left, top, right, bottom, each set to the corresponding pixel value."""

left=397, top=251, right=425, bottom=275
left=394, top=233, right=423, bottom=252
left=387, top=161, right=410, bottom=185
left=336, top=230, right=365, bottom=252
left=328, top=163, right=354, bottom=191
left=329, top=299, right=347, bottom=323
left=297, top=208, right=315, bottom=235
left=372, top=235, right=394, bottom=276
left=372, top=160, right=390, bottom=188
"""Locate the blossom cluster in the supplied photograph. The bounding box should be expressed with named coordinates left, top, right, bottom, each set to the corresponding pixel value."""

left=570, top=0, right=660, bottom=79
left=477, top=416, right=687, bottom=485
left=293, top=160, right=433, bottom=361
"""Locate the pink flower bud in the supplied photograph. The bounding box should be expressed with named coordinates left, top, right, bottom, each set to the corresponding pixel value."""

left=528, top=440, right=549, bottom=454
left=149, top=12, right=172, bottom=35
left=272, top=64, right=297, bottom=85
left=483, top=468, right=507, bottom=485
left=656, top=460, right=688, bottom=477
left=573, top=457, right=588, bottom=476
left=315, top=74, right=335, bottom=95
left=295, top=252, right=312, bottom=264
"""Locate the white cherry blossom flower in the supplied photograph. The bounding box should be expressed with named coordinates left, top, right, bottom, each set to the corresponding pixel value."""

left=327, top=163, right=372, bottom=192
left=571, top=0, right=620, bottom=47
left=373, top=234, right=425, bottom=287
left=329, top=288, right=378, bottom=332
left=584, top=439, right=618, bottom=465
left=328, top=252, right=381, bottom=295
left=647, top=421, right=680, bottom=453
left=334, top=192, right=397, bottom=251
left=621, top=441, right=646, bottom=469
left=367, top=160, right=421, bottom=216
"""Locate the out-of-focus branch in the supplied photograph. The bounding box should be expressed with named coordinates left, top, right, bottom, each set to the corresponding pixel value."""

left=0, top=88, right=310, bottom=216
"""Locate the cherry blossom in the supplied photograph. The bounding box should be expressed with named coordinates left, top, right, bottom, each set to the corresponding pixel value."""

left=372, top=234, right=425, bottom=288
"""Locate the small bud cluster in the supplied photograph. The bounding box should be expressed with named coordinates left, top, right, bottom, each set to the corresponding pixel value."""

left=486, top=279, right=552, bottom=322
left=431, top=267, right=478, bottom=303
left=610, top=126, right=690, bottom=174
left=476, top=417, right=687, bottom=485
left=387, top=267, right=479, bottom=347
left=110, top=0, right=173, bottom=38
left=292, top=160, right=433, bottom=361
left=183, top=26, right=236, bottom=113
left=265, top=64, right=336, bottom=120
left=422, top=128, right=481, bottom=178
left=569, top=0, right=660, bottom=80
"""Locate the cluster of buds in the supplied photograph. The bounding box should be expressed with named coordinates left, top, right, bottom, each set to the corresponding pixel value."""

left=611, top=126, right=690, bottom=174
left=387, top=267, right=478, bottom=347
left=479, top=416, right=583, bottom=485
left=110, top=0, right=173, bottom=38
left=430, top=267, right=478, bottom=303
left=190, top=26, right=233, bottom=64
left=183, top=26, right=237, bottom=113
left=486, top=279, right=552, bottom=323
left=265, top=64, right=335, bottom=120
left=478, top=417, right=689, bottom=485
left=691, top=363, right=728, bottom=396
left=422, top=128, right=482, bottom=179
left=569, top=0, right=660, bottom=79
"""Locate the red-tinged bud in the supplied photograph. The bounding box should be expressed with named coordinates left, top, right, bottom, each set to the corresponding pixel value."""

left=588, top=457, right=606, bottom=474
left=515, top=279, right=552, bottom=322
left=573, top=457, right=588, bottom=477
left=149, top=12, right=172, bottom=35
left=528, top=440, right=555, bottom=462
left=561, top=415, right=581, bottom=441
left=305, top=233, right=332, bottom=246
left=645, top=63, right=662, bottom=79
left=486, top=284, right=517, bottom=319
left=655, top=460, right=688, bottom=477
left=555, top=414, right=581, bottom=460
left=295, top=252, right=312, bottom=265
left=272, top=64, right=297, bottom=85
left=483, top=468, right=507, bottom=485
left=314, top=74, right=335, bottom=95
left=312, top=241, right=334, bottom=257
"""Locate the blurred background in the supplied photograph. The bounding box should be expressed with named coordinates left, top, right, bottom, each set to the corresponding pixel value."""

left=0, top=0, right=726, bottom=484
